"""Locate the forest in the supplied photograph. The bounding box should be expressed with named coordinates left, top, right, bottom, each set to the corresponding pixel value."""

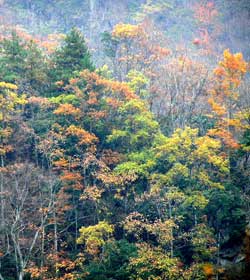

left=0, top=0, right=250, bottom=279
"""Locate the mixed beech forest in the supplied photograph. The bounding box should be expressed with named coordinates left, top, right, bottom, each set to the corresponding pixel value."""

left=0, top=0, right=250, bottom=279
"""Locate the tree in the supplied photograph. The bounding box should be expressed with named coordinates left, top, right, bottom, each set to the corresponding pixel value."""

left=77, top=221, right=113, bottom=258
left=0, top=30, right=48, bottom=94
left=24, top=39, right=48, bottom=94
left=1, top=163, right=55, bottom=280
left=128, top=243, right=182, bottom=280
left=0, top=81, right=26, bottom=232
left=0, top=31, right=28, bottom=84
left=50, top=28, right=94, bottom=89
left=208, top=49, right=248, bottom=149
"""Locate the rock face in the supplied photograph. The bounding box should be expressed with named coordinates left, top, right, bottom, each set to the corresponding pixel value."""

left=219, top=255, right=244, bottom=279
left=0, top=0, right=191, bottom=39
left=1, top=0, right=250, bottom=61
left=218, top=225, right=250, bottom=280
left=0, top=0, right=144, bottom=63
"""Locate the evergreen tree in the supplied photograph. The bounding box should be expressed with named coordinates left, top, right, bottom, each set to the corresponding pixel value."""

left=0, top=31, right=28, bottom=83
left=24, top=40, right=48, bottom=93
left=50, top=27, right=94, bottom=86
left=0, top=31, right=48, bottom=94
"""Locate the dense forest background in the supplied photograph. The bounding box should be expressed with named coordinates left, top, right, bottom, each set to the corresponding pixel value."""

left=0, top=0, right=250, bottom=279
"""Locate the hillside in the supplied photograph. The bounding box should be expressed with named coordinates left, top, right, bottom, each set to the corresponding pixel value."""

left=0, top=0, right=250, bottom=61
left=0, top=1, right=250, bottom=280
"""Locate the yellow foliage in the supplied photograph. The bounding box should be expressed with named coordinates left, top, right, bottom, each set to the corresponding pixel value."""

left=156, top=127, right=228, bottom=189
left=0, top=81, right=18, bottom=90
left=112, top=23, right=143, bottom=39
left=77, top=221, right=113, bottom=256
left=80, top=185, right=104, bottom=201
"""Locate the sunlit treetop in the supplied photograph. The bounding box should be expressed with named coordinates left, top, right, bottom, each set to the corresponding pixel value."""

left=208, top=49, right=248, bottom=149
left=215, top=49, right=248, bottom=84
left=112, top=23, right=145, bottom=40
left=0, top=81, right=26, bottom=122
left=77, top=221, right=113, bottom=256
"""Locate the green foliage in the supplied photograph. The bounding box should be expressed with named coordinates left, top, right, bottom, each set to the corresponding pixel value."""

left=77, top=222, right=114, bottom=256
left=81, top=240, right=137, bottom=280
left=191, top=223, right=216, bottom=262
left=101, top=31, right=119, bottom=59
left=96, top=65, right=113, bottom=79
left=0, top=31, right=27, bottom=83
left=50, top=28, right=94, bottom=86
left=205, top=187, right=246, bottom=240
left=183, top=192, right=209, bottom=210
left=24, top=40, right=48, bottom=92
left=0, top=13, right=248, bottom=280
left=127, top=70, right=149, bottom=98
left=49, top=94, right=80, bottom=105
left=107, top=99, right=159, bottom=151
left=128, top=244, right=181, bottom=280
left=155, top=127, right=229, bottom=189
left=0, top=31, right=47, bottom=92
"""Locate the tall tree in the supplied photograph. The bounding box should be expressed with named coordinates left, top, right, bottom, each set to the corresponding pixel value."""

left=0, top=31, right=28, bottom=84
left=50, top=28, right=94, bottom=90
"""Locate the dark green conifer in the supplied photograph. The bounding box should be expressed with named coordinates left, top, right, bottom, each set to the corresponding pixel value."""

left=51, top=27, right=94, bottom=85
left=0, top=31, right=27, bottom=83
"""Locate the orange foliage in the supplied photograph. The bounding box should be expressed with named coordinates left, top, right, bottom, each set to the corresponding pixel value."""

left=87, top=110, right=107, bottom=119
left=96, top=78, right=136, bottom=100
left=0, top=27, right=63, bottom=54
left=0, top=144, right=13, bottom=155
left=41, top=33, right=64, bottom=53
left=55, top=80, right=64, bottom=87
left=203, top=263, right=214, bottom=277
left=25, top=266, right=48, bottom=279
left=150, top=45, right=170, bottom=60
left=208, top=49, right=248, bottom=149
left=208, top=128, right=240, bottom=149
left=53, top=158, right=69, bottom=169
left=54, top=104, right=81, bottom=117
left=60, top=171, right=83, bottom=182
left=71, top=182, right=84, bottom=191
left=87, top=91, right=98, bottom=105
left=79, top=69, right=137, bottom=101
left=26, top=252, right=76, bottom=280
left=218, top=49, right=247, bottom=82
left=80, top=185, right=104, bottom=201
left=97, top=171, right=123, bottom=185
left=105, top=97, right=122, bottom=108
left=69, top=77, right=80, bottom=85
left=66, top=125, right=98, bottom=145
left=213, top=67, right=226, bottom=77
left=207, top=98, right=226, bottom=116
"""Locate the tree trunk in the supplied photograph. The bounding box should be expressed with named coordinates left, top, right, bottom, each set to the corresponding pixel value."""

left=18, top=270, right=24, bottom=280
